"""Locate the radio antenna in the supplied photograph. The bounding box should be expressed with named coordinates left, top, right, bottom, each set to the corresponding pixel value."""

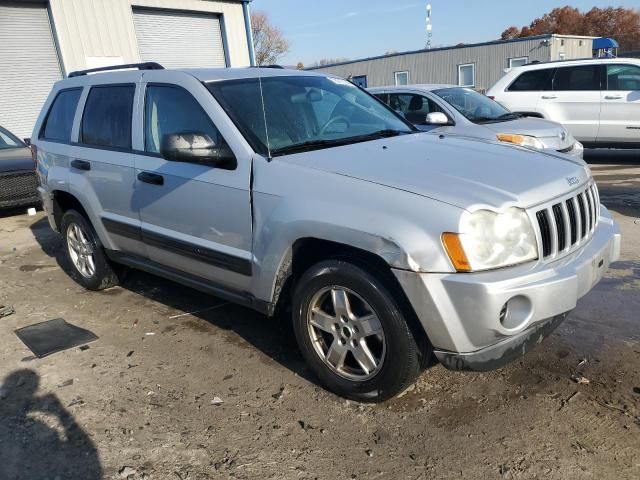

left=426, top=4, right=432, bottom=50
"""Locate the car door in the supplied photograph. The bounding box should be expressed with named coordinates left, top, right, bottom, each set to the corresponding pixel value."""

left=598, top=63, right=640, bottom=143
left=69, top=75, right=146, bottom=257
left=388, top=92, right=448, bottom=131
left=133, top=71, right=253, bottom=292
left=537, top=65, right=602, bottom=142
left=496, top=67, right=555, bottom=115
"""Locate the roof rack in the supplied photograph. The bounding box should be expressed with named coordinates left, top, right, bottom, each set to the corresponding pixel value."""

left=250, top=64, right=284, bottom=69
left=68, top=62, right=164, bottom=78
left=523, top=57, right=596, bottom=66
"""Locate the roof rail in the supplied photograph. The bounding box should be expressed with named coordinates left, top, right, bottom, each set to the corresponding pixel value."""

left=250, top=64, right=285, bottom=69
left=68, top=62, right=164, bottom=78
left=523, top=57, right=596, bottom=66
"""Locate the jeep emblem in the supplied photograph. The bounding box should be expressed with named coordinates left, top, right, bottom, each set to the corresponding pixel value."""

left=566, top=176, right=579, bottom=186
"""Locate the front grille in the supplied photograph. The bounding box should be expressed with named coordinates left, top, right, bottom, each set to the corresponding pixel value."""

left=0, top=171, right=39, bottom=206
left=534, top=183, right=599, bottom=261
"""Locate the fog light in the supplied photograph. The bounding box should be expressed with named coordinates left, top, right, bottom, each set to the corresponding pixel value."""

left=499, top=296, right=532, bottom=330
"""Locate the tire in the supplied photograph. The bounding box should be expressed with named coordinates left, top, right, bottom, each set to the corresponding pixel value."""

left=292, top=259, right=423, bottom=402
left=60, top=209, right=119, bottom=291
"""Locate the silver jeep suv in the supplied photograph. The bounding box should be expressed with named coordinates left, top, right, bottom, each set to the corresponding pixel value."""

left=33, top=63, right=621, bottom=402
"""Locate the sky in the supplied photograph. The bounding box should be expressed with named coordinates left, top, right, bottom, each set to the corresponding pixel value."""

left=250, top=1, right=639, bottom=66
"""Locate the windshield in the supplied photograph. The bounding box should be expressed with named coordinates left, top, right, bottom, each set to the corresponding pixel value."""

left=206, top=75, right=415, bottom=156
left=0, top=126, right=24, bottom=150
left=433, top=87, right=515, bottom=124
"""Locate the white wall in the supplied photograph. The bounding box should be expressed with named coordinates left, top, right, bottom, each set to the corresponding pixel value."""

left=49, top=0, right=251, bottom=73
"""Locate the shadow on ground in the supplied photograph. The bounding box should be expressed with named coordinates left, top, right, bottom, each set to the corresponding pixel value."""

left=0, top=369, right=102, bottom=480
left=28, top=217, right=318, bottom=386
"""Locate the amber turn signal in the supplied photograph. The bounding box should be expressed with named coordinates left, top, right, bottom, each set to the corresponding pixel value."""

left=441, top=232, right=472, bottom=272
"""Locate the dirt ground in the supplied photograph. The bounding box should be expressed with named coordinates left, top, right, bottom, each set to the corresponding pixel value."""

left=0, top=154, right=639, bottom=480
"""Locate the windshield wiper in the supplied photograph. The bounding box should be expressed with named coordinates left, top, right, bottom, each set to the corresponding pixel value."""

left=270, top=139, right=347, bottom=156
left=475, top=112, right=521, bottom=124
left=270, top=130, right=412, bottom=156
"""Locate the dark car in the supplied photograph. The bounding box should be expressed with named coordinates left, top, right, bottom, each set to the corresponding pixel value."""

left=0, top=125, right=39, bottom=209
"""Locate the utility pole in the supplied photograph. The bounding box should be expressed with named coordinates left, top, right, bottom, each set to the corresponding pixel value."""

left=426, top=4, right=432, bottom=49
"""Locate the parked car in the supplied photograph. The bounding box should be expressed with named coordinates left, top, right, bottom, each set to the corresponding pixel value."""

left=0, top=125, right=39, bottom=210
left=369, top=85, right=583, bottom=158
left=486, top=58, right=640, bottom=148
left=34, top=64, right=620, bottom=402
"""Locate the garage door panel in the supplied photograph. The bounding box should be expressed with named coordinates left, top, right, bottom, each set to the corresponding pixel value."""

left=0, top=3, right=62, bottom=139
left=133, top=9, right=226, bottom=69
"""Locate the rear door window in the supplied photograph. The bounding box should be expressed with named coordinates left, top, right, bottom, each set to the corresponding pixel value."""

left=606, top=64, right=640, bottom=91
left=507, top=69, right=554, bottom=91
left=41, top=89, right=82, bottom=142
left=552, top=65, right=601, bottom=91
left=81, top=85, right=136, bottom=149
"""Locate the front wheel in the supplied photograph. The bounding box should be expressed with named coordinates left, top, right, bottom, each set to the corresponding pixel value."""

left=292, top=260, right=424, bottom=402
left=60, top=210, right=119, bottom=291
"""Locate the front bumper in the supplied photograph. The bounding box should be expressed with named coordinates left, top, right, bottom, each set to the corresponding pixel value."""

left=394, top=206, right=620, bottom=370
left=0, top=171, right=40, bottom=209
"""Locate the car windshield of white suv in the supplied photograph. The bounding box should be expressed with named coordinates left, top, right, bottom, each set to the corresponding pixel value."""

left=433, top=87, right=519, bottom=124
left=0, top=126, right=24, bottom=150
left=207, top=75, right=415, bottom=156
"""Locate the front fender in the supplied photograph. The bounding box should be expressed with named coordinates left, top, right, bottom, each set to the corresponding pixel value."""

left=251, top=158, right=463, bottom=303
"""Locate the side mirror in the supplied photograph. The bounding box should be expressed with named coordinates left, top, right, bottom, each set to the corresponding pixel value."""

left=425, top=112, right=449, bottom=125
left=160, top=131, right=236, bottom=169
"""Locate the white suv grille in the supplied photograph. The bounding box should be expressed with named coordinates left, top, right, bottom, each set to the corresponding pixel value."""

left=533, top=183, right=600, bottom=261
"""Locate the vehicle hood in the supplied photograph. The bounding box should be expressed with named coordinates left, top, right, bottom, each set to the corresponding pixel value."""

left=481, top=117, right=574, bottom=150
left=0, top=147, right=33, bottom=172
left=277, top=132, right=590, bottom=210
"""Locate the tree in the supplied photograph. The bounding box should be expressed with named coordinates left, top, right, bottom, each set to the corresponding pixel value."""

left=296, top=62, right=304, bottom=70
left=500, top=6, right=640, bottom=51
left=251, top=10, right=289, bottom=66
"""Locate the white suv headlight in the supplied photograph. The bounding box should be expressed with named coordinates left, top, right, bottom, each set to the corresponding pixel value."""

left=442, top=208, right=538, bottom=272
left=496, top=133, right=545, bottom=150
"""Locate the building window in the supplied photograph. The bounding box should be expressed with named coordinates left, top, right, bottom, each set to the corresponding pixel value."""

left=509, top=57, right=529, bottom=68
left=351, top=75, right=368, bottom=88
left=579, top=40, right=583, bottom=47
left=394, top=71, right=409, bottom=86
left=458, top=63, right=475, bottom=87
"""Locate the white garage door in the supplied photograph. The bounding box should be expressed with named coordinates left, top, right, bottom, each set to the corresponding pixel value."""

left=0, top=3, right=62, bottom=139
left=133, top=9, right=227, bottom=69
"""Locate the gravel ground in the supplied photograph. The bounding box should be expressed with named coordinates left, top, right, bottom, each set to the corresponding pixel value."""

left=0, top=153, right=638, bottom=480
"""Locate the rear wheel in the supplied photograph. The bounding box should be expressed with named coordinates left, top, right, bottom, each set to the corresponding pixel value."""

left=60, top=210, right=119, bottom=290
left=292, top=259, right=423, bottom=402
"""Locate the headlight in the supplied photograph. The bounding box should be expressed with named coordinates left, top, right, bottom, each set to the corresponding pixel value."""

left=442, top=208, right=538, bottom=272
left=496, top=133, right=545, bottom=150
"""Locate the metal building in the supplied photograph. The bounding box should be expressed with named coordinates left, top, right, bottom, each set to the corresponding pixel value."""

left=308, top=34, right=595, bottom=92
left=0, top=0, right=255, bottom=139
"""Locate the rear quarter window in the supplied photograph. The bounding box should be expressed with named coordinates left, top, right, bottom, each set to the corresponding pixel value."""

left=507, top=69, right=554, bottom=92
left=81, top=85, right=136, bottom=149
left=40, top=88, right=82, bottom=142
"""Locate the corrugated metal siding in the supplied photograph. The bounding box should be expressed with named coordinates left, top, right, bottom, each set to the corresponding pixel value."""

left=48, top=0, right=250, bottom=72
left=551, top=37, right=594, bottom=60
left=0, top=3, right=62, bottom=139
left=133, top=9, right=226, bottom=68
left=312, top=38, right=554, bottom=91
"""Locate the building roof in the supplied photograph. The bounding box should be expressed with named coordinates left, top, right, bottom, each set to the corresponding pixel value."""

left=306, top=34, right=595, bottom=71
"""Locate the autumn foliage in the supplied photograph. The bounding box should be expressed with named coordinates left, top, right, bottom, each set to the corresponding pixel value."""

left=501, top=6, right=640, bottom=52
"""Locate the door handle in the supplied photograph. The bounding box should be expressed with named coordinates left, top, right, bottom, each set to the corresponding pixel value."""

left=541, top=95, right=557, bottom=99
left=604, top=95, right=623, bottom=100
left=137, top=171, right=164, bottom=186
left=70, top=159, right=91, bottom=171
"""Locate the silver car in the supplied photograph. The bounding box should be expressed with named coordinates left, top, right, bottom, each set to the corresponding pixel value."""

left=34, top=64, right=619, bottom=402
left=369, top=85, right=584, bottom=158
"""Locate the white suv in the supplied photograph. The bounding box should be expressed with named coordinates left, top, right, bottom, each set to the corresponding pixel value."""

left=486, top=58, right=640, bottom=148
